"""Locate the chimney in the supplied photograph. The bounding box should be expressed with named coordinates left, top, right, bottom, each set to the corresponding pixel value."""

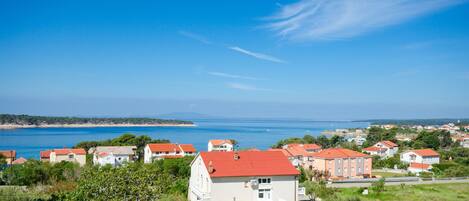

left=234, top=151, right=240, bottom=161
left=208, top=160, right=214, bottom=173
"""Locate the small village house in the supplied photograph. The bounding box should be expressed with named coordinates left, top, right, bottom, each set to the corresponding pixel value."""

left=400, top=149, right=440, bottom=165
left=0, top=150, right=16, bottom=165
left=208, top=139, right=234, bottom=152
left=12, top=157, right=27, bottom=165
left=90, top=146, right=137, bottom=166
left=269, top=143, right=322, bottom=168
left=363, top=140, right=398, bottom=158
left=40, top=150, right=51, bottom=162
left=188, top=151, right=300, bottom=201
left=407, top=162, right=433, bottom=174
left=144, top=143, right=196, bottom=163
left=46, top=148, right=87, bottom=166
left=310, top=148, right=372, bottom=179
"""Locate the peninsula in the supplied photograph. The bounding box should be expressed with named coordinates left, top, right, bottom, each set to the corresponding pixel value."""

left=0, top=114, right=194, bottom=129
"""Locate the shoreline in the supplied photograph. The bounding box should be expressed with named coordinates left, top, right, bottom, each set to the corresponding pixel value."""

left=0, top=123, right=196, bottom=130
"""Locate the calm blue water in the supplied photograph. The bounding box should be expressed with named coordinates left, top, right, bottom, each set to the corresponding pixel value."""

left=0, top=119, right=369, bottom=159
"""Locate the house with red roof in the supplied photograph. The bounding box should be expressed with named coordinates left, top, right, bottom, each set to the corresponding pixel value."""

left=0, top=150, right=16, bottom=164
left=275, top=143, right=322, bottom=168
left=407, top=162, right=433, bottom=174
left=363, top=140, right=398, bottom=158
left=208, top=139, right=233, bottom=152
left=310, top=148, right=372, bottom=179
left=46, top=148, right=87, bottom=166
left=400, top=149, right=440, bottom=165
left=188, top=151, right=300, bottom=201
left=144, top=143, right=196, bottom=163
left=12, top=157, right=27, bottom=165
left=89, top=146, right=137, bottom=166
left=40, top=150, right=51, bottom=162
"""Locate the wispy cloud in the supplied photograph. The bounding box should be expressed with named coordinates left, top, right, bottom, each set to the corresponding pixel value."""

left=227, top=83, right=272, bottom=91
left=266, top=0, right=464, bottom=42
left=208, top=72, right=263, bottom=80
left=229, top=46, right=286, bottom=63
left=179, top=30, right=212, bottom=44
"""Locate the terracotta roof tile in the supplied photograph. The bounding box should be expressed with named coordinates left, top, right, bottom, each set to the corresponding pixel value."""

left=311, top=148, right=370, bottom=159
left=147, top=143, right=181, bottom=152
left=12, top=157, right=27, bottom=165
left=0, top=150, right=16, bottom=158
left=200, top=151, right=299, bottom=178
left=267, top=148, right=293, bottom=157
left=53, top=148, right=86, bottom=155
left=409, top=149, right=439, bottom=157
left=303, top=144, right=322, bottom=150
left=209, top=139, right=233, bottom=146
left=179, top=144, right=197, bottom=152
left=363, top=146, right=387, bottom=152
left=380, top=140, right=398, bottom=147
left=40, top=150, right=51, bottom=158
left=409, top=162, right=431, bottom=169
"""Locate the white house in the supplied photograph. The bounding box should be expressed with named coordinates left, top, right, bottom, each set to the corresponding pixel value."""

left=347, top=136, right=367, bottom=146
left=188, top=151, right=300, bottom=201
left=363, top=140, right=398, bottom=158
left=400, top=149, right=440, bottom=165
left=144, top=143, right=196, bottom=163
left=407, top=162, right=433, bottom=174
left=459, top=135, right=469, bottom=148
left=90, top=146, right=137, bottom=166
left=208, top=140, right=234, bottom=152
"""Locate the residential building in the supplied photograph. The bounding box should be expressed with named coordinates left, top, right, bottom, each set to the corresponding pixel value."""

left=12, top=157, right=27, bottom=165
left=0, top=150, right=16, bottom=164
left=48, top=148, right=87, bottom=166
left=40, top=150, right=51, bottom=162
left=363, top=140, right=398, bottom=158
left=188, top=151, right=300, bottom=201
left=407, top=162, right=432, bottom=174
left=400, top=149, right=440, bottom=165
left=90, top=146, right=137, bottom=166
left=310, top=148, right=372, bottom=179
left=208, top=140, right=233, bottom=152
left=347, top=135, right=366, bottom=146
left=458, top=135, right=469, bottom=148
left=278, top=143, right=322, bottom=168
left=144, top=143, right=196, bottom=163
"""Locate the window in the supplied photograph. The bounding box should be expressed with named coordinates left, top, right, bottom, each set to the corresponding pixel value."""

left=258, top=178, right=271, bottom=184
left=165, top=152, right=169, bottom=154
left=68, top=154, right=74, bottom=159
left=258, top=189, right=271, bottom=199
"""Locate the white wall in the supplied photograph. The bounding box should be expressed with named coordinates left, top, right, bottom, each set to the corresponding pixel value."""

left=208, top=142, right=233, bottom=152
left=401, top=151, right=439, bottom=164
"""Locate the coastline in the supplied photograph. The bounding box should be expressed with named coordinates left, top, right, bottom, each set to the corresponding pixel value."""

left=0, top=123, right=196, bottom=130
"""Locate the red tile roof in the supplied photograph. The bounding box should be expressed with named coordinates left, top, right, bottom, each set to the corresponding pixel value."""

left=267, top=148, right=293, bottom=157
left=0, top=150, right=16, bottom=158
left=303, top=144, right=322, bottom=150
left=200, top=151, right=299, bottom=178
left=12, top=157, right=27, bottom=165
left=311, top=148, right=370, bottom=159
left=53, top=148, right=86, bottom=155
left=245, top=148, right=261, bottom=151
left=410, top=149, right=439, bottom=157
left=285, top=144, right=309, bottom=157
left=380, top=140, right=398, bottom=147
left=363, top=146, right=387, bottom=152
left=40, top=150, right=51, bottom=158
left=147, top=143, right=181, bottom=152
left=209, top=139, right=233, bottom=146
left=409, top=162, right=431, bottom=169
left=179, top=144, right=196, bottom=152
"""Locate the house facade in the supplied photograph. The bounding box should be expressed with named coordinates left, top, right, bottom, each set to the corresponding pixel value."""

left=310, top=148, right=372, bottom=179
left=90, top=146, right=137, bottom=166
left=275, top=143, right=322, bottom=168
left=48, top=148, right=87, bottom=166
left=400, top=149, right=440, bottom=165
left=363, top=140, right=398, bottom=158
left=407, top=162, right=432, bottom=174
left=188, top=151, right=300, bottom=201
left=40, top=150, right=51, bottom=162
left=208, top=140, right=234, bottom=152
left=0, top=150, right=16, bottom=164
left=144, top=143, right=196, bottom=163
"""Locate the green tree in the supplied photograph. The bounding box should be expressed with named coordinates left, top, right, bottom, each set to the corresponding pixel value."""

left=370, top=178, right=385, bottom=195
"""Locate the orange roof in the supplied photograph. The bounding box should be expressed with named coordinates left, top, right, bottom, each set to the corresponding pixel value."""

left=363, top=146, right=387, bottom=152
left=0, top=150, right=16, bottom=158
left=245, top=148, right=261, bottom=151
left=179, top=144, right=197, bottom=152
left=53, top=148, right=86, bottom=155
left=147, top=143, right=181, bottom=152
left=285, top=144, right=309, bottom=156
left=209, top=139, right=233, bottom=146
left=410, top=149, right=439, bottom=157
left=161, top=155, right=184, bottom=159
left=380, top=140, right=398, bottom=147
left=200, top=151, right=299, bottom=178
left=267, top=148, right=293, bottom=157
left=303, top=144, right=322, bottom=150
left=12, top=157, right=27, bottom=165
left=409, top=162, right=431, bottom=169
left=40, top=150, right=51, bottom=158
left=311, top=148, right=370, bottom=159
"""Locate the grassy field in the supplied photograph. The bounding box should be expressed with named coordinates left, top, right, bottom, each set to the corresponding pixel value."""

left=371, top=171, right=407, bottom=178
left=335, top=183, right=469, bottom=201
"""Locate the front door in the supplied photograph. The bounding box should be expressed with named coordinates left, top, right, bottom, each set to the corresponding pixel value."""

left=258, top=189, right=271, bottom=201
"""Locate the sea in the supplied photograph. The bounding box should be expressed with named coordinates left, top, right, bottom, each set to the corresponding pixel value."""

left=0, top=119, right=369, bottom=159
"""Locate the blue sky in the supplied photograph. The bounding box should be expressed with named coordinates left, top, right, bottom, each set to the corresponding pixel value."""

left=1, top=0, right=469, bottom=120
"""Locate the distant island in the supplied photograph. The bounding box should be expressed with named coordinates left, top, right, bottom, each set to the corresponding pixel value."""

left=0, top=114, right=194, bottom=129
left=357, top=118, right=469, bottom=126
